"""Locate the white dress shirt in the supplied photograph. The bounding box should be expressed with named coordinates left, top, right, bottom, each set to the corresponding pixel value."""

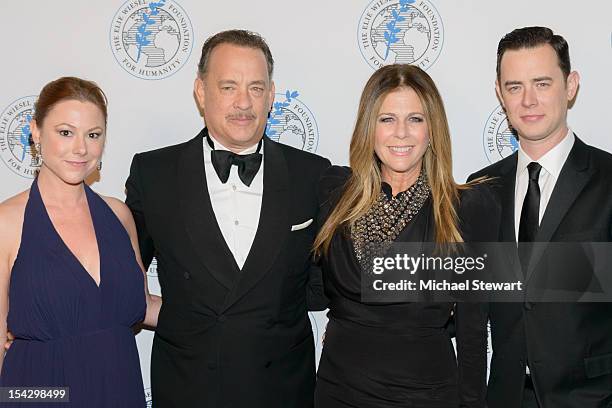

left=514, top=129, right=575, bottom=242
left=204, top=134, right=264, bottom=269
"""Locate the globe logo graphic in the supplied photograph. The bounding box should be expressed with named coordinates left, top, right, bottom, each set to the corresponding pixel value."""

left=494, top=122, right=519, bottom=158
left=123, top=9, right=180, bottom=67
left=266, top=91, right=319, bottom=153
left=372, top=6, right=429, bottom=62
left=146, top=257, right=158, bottom=278
left=483, top=105, right=519, bottom=163
left=110, top=0, right=193, bottom=80
left=358, top=0, right=444, bottom=70
left=6, top=112, right=34, bottom=165
left=0, top=96, right=38, bottom=179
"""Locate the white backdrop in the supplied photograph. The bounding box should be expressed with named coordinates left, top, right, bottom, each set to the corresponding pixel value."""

left=2, top=0, right=611, bottom=404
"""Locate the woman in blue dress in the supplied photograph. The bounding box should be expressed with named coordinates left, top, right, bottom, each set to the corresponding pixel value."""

left=0, top=77, right=161, bottom=407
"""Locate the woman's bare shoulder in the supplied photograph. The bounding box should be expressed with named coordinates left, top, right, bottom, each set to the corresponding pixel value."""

left=99, top=195, right=135, bottom=232
left=0, top=190, right=30, bottom=258
left=0, top=191, right=29, bottom=228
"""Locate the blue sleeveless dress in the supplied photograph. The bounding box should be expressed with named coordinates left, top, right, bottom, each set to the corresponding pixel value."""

left=0, top=179, right=146, bottom=407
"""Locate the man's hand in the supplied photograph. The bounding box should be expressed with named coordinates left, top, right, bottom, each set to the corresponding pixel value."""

left=4, top=331, right=13, bottom=351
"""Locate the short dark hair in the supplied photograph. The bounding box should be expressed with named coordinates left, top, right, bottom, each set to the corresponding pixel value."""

left=497, top=26, right=571, bottom=81
left=197, top=29, right=274, bottom=79
left=34, top=77, right=108, bottom=126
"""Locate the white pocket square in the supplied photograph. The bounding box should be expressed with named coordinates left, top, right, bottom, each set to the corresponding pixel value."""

left=291, top=219, right=313, bottom=231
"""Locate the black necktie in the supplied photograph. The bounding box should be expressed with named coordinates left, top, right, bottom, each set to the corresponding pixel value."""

left=207, top=135, right=262, bottom=187
left=518, top=162, right=542, bottom=275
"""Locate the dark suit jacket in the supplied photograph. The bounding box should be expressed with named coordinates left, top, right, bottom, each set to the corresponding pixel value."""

left=468, top=136, right=612, bottom=408
left=126, top=129, right=330, bottom=408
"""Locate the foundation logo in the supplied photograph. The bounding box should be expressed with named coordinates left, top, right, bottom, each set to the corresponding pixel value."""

left=146, top=257, right=158, bottom=277
left=358, top=0, right=444, bottom=70
left=0, top=96, right=38, bottom=178
left=110, top=0, right=193, bottom=80
left=266, top=90, right=319, bottom=153
left=483, top=105, right=518, bottom=163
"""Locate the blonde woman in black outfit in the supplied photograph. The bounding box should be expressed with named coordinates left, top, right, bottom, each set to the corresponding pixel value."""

left=313, top=64, right=498, bottom=408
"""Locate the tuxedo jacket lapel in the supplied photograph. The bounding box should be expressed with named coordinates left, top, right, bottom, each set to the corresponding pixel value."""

left=179, top=130, right=240, bottom=290
left=223, top=137, right=290, bottom=310
left=498, top=155, right=518, bottom=243
left=525, top=137, right=595, bottom=281
left=496, top=153, right=523, bottom=281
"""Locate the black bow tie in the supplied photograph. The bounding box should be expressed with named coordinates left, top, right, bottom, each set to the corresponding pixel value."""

left=207, top=134, right=263, bottom=187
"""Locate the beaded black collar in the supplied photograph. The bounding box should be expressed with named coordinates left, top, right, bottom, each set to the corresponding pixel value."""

left=351, top=171, right=430, bottom=270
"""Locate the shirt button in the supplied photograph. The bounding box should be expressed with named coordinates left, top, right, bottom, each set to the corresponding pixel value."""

left=234, top=220, right=239, bottom=226
left=217, top=315, right=227, bottom=323
left=232, top=184, right=237, bottom=191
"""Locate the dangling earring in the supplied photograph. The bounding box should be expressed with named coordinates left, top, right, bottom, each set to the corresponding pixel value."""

left=97, top=161, right=102, bottom=171
left=33, top=142, right=42, bottom=167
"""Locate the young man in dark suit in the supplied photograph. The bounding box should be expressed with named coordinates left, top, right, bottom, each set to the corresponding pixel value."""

left=126, top=30, right=330, bottom=407
left=469, top=26, right=612, bottom=408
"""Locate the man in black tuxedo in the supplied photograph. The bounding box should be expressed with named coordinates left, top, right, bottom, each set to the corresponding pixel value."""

left=469, top=26, right=612, bottom=407
left=126, top=30, right=330, bottom=407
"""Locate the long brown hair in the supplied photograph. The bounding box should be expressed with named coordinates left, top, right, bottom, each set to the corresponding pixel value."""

left=314, top=64, right=466, bottom=256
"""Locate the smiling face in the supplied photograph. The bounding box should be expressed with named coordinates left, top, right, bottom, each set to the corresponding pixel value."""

left=496, top=44, right=579, bottom=153
left=374, top=87, right=429, bottom=192
left=194, top=43, right=275, bottom=152
left=31, top=99, right=105, bottom=185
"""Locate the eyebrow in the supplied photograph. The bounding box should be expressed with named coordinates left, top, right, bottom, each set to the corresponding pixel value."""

left=503, top=80, right=522, bottom=87
left=55, top=122, right=76, bottom=128
left=377, top=112, right=423, bottom=116
left=55, top=123, right=103, bottom=132
left=503, top=76, right=553, bottom=87
left=217, top=79, right=267, bottom=86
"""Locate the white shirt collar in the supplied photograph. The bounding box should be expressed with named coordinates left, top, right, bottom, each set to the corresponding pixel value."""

left=204, top=132, right=264, bottom=156
left=517, top=128, right=574, bottom=178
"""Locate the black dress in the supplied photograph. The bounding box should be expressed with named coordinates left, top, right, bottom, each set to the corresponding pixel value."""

left=314, top=166, right=498, bottom=408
